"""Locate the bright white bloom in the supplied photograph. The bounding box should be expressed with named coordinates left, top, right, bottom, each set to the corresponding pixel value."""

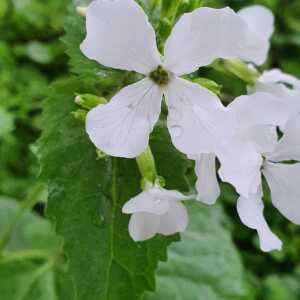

left=192, top=92, right=289, bottom=205
left=217, top=92, right=292, bottom=197
left=122, top=186, right=189, bottom=241
left=80, top=0, right=268, bottom=158
left=218, top=95, right=300, bottom=251
left=250, top=69, right=300, bottom=129
left=237, top=5, right=274, bottom=65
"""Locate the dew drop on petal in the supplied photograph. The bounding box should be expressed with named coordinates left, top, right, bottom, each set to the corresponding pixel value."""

left=170, top=125, right=183, bottom=138
left=168, top=106, right=182, bottom=121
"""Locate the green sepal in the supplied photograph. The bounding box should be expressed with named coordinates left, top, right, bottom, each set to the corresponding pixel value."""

left=71, top=109, right=87, bottom=122
left=212, top=59, right=260, bottom=86
left=192, top=77, right=222, bottom=96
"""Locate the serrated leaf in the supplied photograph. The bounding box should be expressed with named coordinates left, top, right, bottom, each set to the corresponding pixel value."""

left=37, top=77, right=190, bottom=300
left=0, top=197, right=74, bottom=300
left=145, top=202, right=247, bottom=300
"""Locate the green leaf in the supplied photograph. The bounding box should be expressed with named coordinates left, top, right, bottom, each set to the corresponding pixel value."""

left=0, top=107, right=14, bottom=138
left=37, top=77, right=187, bottom=300
left=0, top=197, right=74, bottom=300
left=145, top=202, right=247, bottom=300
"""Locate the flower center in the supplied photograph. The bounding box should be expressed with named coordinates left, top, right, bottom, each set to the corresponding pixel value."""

left=149, top=65, right=169, bottom=86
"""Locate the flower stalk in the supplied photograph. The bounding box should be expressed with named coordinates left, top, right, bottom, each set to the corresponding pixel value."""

left=136, top=146, right=157, bottom=187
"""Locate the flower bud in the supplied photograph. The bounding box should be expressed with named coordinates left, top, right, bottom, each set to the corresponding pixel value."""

left=75, top=94, right=107, bottom=110
left=71, top=109, right=87, bottom=122
left=76, top=6, right=87, bottom=17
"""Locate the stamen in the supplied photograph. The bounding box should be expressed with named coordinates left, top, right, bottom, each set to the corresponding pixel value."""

left=149, top=65, right=170, bottom=86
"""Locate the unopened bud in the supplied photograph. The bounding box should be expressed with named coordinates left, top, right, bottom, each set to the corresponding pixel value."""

left=96, top=149, right=108, bottom=160
left=76, top=6, right=87, bottom=17
left=71, top=109, right=87, bottom=122
left=75, top=94, right=107, bottom=110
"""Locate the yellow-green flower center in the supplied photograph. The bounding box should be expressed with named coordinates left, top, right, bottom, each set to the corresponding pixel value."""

left=149, top=65, right=169, bottom=86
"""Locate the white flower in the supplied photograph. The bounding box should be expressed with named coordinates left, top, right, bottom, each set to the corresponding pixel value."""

left=192, top=92, right=289, bottom=205
left=250, top=69, right=300, bottom=129
left=217, top=92, right=292, bottom=197
left=122, top=186, right=189, bottom=241
left=80, top=0, right=268, bottom=158
left=218, top=97, right=300, bottom=252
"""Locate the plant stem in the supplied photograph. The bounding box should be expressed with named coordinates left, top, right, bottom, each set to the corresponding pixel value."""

left=136, top=146, right=157, bottom=184
left=0, top=249, right=52, bottom=263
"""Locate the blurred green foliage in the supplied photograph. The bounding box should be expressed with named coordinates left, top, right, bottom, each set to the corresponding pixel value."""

left=0, top=0, right=299, bottom=299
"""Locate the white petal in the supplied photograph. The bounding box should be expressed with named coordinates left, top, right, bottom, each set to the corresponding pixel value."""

left=148, top=187, right=188, bottom=202
left=80, top=0, right=161, bottom=75
left=267, top=115, right=300, bottom=162
left=263, top=162, right=300, bottom=224
left=128, top=212, right=160, bottom=241
left=238, top=5, right=274, bottom=65
left=237, top=193, right=282, bottom=252
left=195, top=154, right=220, bottom=205
left=158, top=202, right=188, bottom=235
left=245, top=125, right=278, bottom=154
left=259, top=69, right=300, bottom=91
left=217, top=138, right=263, bottom=197
left=164, top=7, right=248, bottom=75
left=165, top=77, right=234, bottom=156
left=122, top=190, right=169, bottom=216
left=86, top=78, right=162, bottom=158
left=228, top=92, right=290, bottom=131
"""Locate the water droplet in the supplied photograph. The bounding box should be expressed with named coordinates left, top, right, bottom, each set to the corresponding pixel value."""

left=168, top=106, right=182, bottom=121
left=170, top=125, right=183, bottom=138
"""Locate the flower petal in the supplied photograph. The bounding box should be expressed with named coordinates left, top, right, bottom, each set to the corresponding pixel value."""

left=228, top=92, right=290, bottom=131
left=249, top=71, right=300, bottom=127
left=80, top=0, right=161, bottom=75
left=258, top=69, right=300, bottom=91
left=165, top=77, right=234, bottom=155
left=237, top=193, right=282, bottom=252
left=86, top=78, right=162, bottom=158
left=158, top=202, right=188, bottom=235
left=263, top=162, right=300, bottom=224
left=217, top=138, right=263, bottom=197
left=195, top=154, right=220, bottom=205
left=122, top=190, right=169, bottom=216
left=128, top=212, right=160, bottom=241
left=267, top=115, right=300, bottom=162
left=163, top=7, right=248, bottom=75
left=238, top=5, right=274, bottom=65
left=148, top=187, right=189, bottom=202
left=245, top=125, right=278, bottom=154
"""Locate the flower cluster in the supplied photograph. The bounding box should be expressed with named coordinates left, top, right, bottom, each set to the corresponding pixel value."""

left=80, top=0, right=300, bottom=252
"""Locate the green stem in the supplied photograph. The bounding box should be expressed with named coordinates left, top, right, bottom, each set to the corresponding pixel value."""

left=0, top=182, right=45, bottom=253
left=212, top=59, right=261, bottom=86
left=136, top=147, right=157, bottom=184
left=0, top=249, right=52, bottom=263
